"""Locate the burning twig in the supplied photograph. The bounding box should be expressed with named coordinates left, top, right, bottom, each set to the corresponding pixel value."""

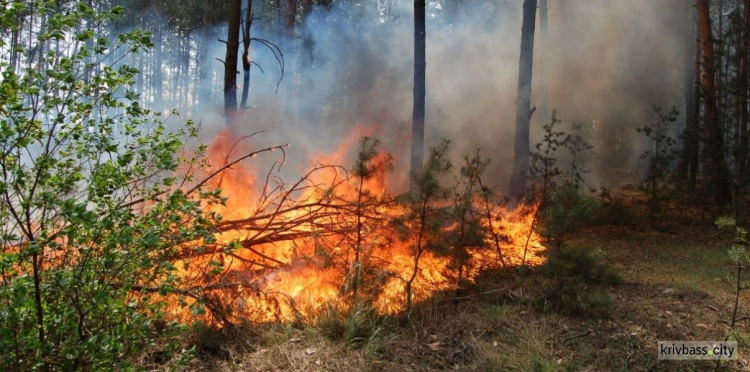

left=140, top=134, right=546, bottom=325
left=186, top=144, right=289, bottom=197
left=118, top=144, right=289, bottom=210
left=217, top=130, right=268, bottom=187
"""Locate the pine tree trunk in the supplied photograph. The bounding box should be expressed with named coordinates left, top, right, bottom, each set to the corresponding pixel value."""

left=240, top=0, right=253, bottom=110
left=286, top=0, right=297, bottom=38
left=225, top=0, right=242, bottom=126
left=301, top=0, right=315, bottom=114
left=410, top=0, right=427, bottom=189
left=690, top=12, right=701, bottom=188
left=302, top=0, right=314, bottom=67
left=718, top=0, right=733, bottom=167
left=741, top=0, right=750, bottom=172
left=286, top=0, right=298, bottom=108
left=182, top=33, right=191, bottom=112
left=698, top=0, right=733, bottom=206
left=680, top=0, right=699, bottom=186
left=153, top=0, right=163, bottom=108
left=538, top=0, right=549, bottom=127
left=27, top=1, right=34, bottom=70
left=509, top=0, right=538, bottom=198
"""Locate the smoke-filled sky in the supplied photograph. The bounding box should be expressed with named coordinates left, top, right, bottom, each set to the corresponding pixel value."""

left=190, top=0, right=689, bottom=192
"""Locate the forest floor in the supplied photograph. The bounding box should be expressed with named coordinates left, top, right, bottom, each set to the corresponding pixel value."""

left=181, top=189, right=750, bottom=372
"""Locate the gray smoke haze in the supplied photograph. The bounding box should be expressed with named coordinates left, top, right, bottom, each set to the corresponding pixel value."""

left=185, top=0, right=689, bottom=192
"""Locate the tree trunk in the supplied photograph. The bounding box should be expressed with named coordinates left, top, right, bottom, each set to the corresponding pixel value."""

left=10, top=13, right=20, bottom=71
left=240, top=0, right=254, bottom=110
left=225, top=0, right=242, bottom=126
left=301, top=0, right=315, bottom=112
left=182, top=33, right=191, bottom=113
left=718, top=0, right=724, bottom=120
left=680, top=0, right=700, bottom=187
left=302, top=0, right=314, bottom=65
left=509, top=0, right=538, bottom=198
left=698, top=0, right=732, bottom=206
left=286, top=0, right=298, bottom=108
left=153, top=0, right=163, bottom=108
left=27, top=1, right=34, bottom=70
left=538, top=0, right=549, bottom=127
left=690, top=11, right=702, bottom=188
left=410, top=0, right=427, bottom=189
left=286, top=0, right=297, bottom=38
left=741, top=0, right=750, bottom=172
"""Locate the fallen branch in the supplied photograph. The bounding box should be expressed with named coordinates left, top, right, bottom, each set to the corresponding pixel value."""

left=563, top=330, right=592, bottom=344
left=119, top=144, right=289, bottom=210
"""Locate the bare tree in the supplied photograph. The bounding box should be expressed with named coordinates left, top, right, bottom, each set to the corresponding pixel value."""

left=740, top=0, right=750, bottom=172
left=509, top=0, right=538, bottom=198
left=301, top=0, right=314, bottom=66
left=286, top=0, right=298, bottom=38
left=240, top=0, right=254, bottom=110
left=224, top=0, right=242, bottom=125
left=679, top=0, right=700, bottom=188
left=697, top=0, right=732, bottom=206
left=410, top=0, right=427, bottom=189
left=538, top=0, right=549, bottom=127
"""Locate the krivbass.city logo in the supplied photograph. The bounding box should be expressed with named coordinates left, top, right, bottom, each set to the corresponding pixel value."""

left=658, top=341, right=738, bottom=360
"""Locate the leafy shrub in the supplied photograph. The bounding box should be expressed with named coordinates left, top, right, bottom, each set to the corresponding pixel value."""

left=0, top=3, right=219, bottom=369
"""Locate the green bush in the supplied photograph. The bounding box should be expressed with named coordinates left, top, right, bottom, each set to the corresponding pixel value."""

left=637, top=105, right=678, bottom=220
left=535, top=246, right=620, bottom=317
left=0, top=2, right=219, bottom=369
left=537, top=179, right=597, bottom=248
left=595, top=196, right=632, bottom=226
left=542, top=247, right=622, bottom=286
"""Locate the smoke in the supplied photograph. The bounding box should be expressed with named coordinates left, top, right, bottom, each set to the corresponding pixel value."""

left=544, top=0, right=689, bottom=184
left=178, top=0, right=689, bottom=192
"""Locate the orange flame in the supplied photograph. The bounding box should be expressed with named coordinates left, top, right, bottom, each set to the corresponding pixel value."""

left=174, top=128, right=545, bottom=324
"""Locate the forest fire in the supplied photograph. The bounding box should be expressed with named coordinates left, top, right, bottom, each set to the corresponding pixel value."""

left=170, top=129, right=546, bottom=325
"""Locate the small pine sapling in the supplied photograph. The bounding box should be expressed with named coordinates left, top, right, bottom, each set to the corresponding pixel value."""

left=395, top=139, right=453, bottom=316
left=529, top=111, right=566, bottom=204
left=637, top=105, right=679, bottom=220
left=564, top=122, right=595, bottom=192
left=523, top=111, right=565, bottom=266
left=715, top=216, right=749, bottom=371
left=449, top=148, right=491, bottom=295
left=464, top=149, right=510, bottom=267
left=350, top=137, right=393, bottom=306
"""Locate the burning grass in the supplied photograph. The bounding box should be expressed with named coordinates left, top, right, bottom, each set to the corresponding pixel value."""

left=165, top=130, right=546, bottom=326
left=175, top=178, right=750, bottom=372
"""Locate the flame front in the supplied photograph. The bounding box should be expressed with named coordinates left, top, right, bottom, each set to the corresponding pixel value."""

left=174, top=129, right=545, bottom=324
